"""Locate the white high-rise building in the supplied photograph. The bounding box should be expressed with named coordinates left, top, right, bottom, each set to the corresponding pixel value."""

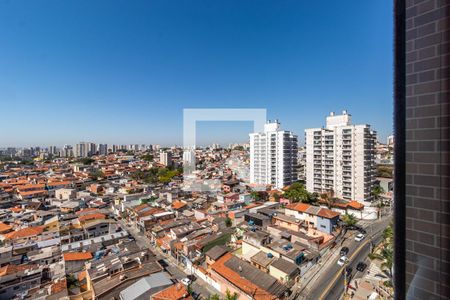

left=160, top=151, right=172, bottom=167
left=249, top=120, right=298, bottom=189
left=75, top=142, right=96, bottom=157
left=305, top=111, right=377, bottom=202
left=75, top=142, right=86, bottom=157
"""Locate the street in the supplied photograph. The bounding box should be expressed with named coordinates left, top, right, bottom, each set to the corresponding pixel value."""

left=118, top=214, right=391, bottom=300
left=302, top=216, right=391, bottom=300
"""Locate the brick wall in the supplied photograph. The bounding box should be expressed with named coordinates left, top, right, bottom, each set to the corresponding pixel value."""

left=405, top=0, right=449, bottom=299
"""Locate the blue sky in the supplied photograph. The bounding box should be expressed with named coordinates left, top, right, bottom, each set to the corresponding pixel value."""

left=0, top=0, right=393, bottom=147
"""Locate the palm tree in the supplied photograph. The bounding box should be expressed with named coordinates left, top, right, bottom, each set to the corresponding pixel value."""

left=382, top=223, right=394, bottom=246
left=371, top=186, right=385, bottom=219
left=250, top=191, right=261, bottom=201
left=341, top=213, right=358, bottom=228
left=321, top=189, right=336, bottom=208
left=225, top=290, right=238, bottom=300
left=380, top=246, right=393, bottom=279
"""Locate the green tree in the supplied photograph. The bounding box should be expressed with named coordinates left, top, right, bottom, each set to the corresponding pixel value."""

left=372, top=185, right=385, bottom=219
left=273, top=193, right=281, bottom=201
left=383, top=223, right=394, bottom=246
left=320, top=189, right=336, bottom=208
left=284, top=182, right=314, bottom=203
left=158, top=168, right=179, bottom=184
left=225, top=290, right=238, bottom=300
left=66, top=274, right=79, bottom=289
left=250, top=191, right=261, bottom=201
left=376, top=165, right=393, bottom=178
left=76, top=157, right=95, bottom=165
left=88, top=170, right=104, bottom=180
left=225, top=217, right=233, bottom=227
left=187, top=284, right=193, bottom=295
left=208, top=295, right=221, bottom=300
left=141, top=154, right=154, bottom=162
left=341, top=213, right=358, bottom=228
left=370, top=222, right=394, bottom=287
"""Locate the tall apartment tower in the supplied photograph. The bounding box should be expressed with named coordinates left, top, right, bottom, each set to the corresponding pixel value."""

left=75, top=143, right=86, bottom=157
left=75, top=142, right=96, bottom=157
left=249, top=120, right=298, bottom=189
left=98, top=144, right=108, bottom=156
left=160, top=151, right=172, bottom=167
left=305, top=111, right=376, bottom=202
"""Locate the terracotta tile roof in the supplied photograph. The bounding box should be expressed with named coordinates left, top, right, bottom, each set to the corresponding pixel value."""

left=75, top=208, right=98, bottom=215
left=317, top=208, right=340, bottom=219
left=286, top=203, right=311, bottom=212
left=244, top=203, right=260, bottom=209
left=152, top=283, right=193, bottom=300
left=172, top=201, right=187, bottom=210
left=133, top=203, right=150, bottom=212
left=63, top=252, right=93, bottom=261
left=174, top=242, right=184, bottom=251
left=78, top=270, right=87, bottom=281
left=47, top=181, right=72, bottom=186
left=79, top=213, right=106, bottom=222
left=210, top=253, right=276, bottom=300
left=16, top=183, right=45, bottom=190
left=0, top=264, right=38, bottom=277
left=138, top=208, right=164, bottom=218
left=347, top=200, right=364, bottom=210
left=18, top=189, right=48, bottom=196
left=0, top=222, right=12, bottom=233
left=4, top=226, right=43, bottom=240
left=50, top=278, right=67, bottom=294
left=9, top=206, right=22, bottom=213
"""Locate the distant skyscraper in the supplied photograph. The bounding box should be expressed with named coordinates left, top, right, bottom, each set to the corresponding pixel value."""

left=98, top=144, right=108, bottom=156
left=160, top=151, right=172, bottom=167
left=249, top=120, right=298, bottom=189
left=49, top=146, right=57, bottom=155
left=87, top=142, right=96, bottom=156
left=61, top=145, right=73, bottom=157
left=75, top=142, right=96, bottom=157
left=75, top=142, right=86, bottom=157
left=387, top=135, right=394, bottom=147
left=305, top=111, right=376, bottom=202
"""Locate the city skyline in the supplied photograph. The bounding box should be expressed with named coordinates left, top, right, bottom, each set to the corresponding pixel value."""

left=0, top=1, right=393, bottom=147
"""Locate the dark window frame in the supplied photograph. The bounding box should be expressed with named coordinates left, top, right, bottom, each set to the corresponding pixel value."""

left=394, top=0, right=406, bottom=299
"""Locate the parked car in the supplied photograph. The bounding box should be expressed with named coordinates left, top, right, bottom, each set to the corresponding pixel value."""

left=340, top=247, right=349, bottom=256
left=355, top=233, right=365, bottom=242
left=180, top=278, right=192, bottom=286
left=356, top=262, right=367, bottom=272
left=358, top=228, right=367, bottom=234
left=337, top=256, right=348, bottom=266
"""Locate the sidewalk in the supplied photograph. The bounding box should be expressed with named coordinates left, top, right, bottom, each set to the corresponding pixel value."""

left=295, top=239, right=344, bottom=295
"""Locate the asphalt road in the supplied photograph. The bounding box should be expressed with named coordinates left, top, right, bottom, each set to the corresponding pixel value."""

left=305, top=217, right=391, bottom=300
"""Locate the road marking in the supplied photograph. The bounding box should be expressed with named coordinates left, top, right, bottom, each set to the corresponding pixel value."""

left=318, top=238, right=371, bottom=300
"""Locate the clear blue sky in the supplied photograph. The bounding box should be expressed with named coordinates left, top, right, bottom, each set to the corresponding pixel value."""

left=0, top=0, right=393, bottom=147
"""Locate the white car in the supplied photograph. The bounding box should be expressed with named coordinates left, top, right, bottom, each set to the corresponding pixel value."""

left=180, top=278, right=192, bottom=286
left=355, top=233, right=365, bottom=242
left=337, top=256, right=348, bottom=266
